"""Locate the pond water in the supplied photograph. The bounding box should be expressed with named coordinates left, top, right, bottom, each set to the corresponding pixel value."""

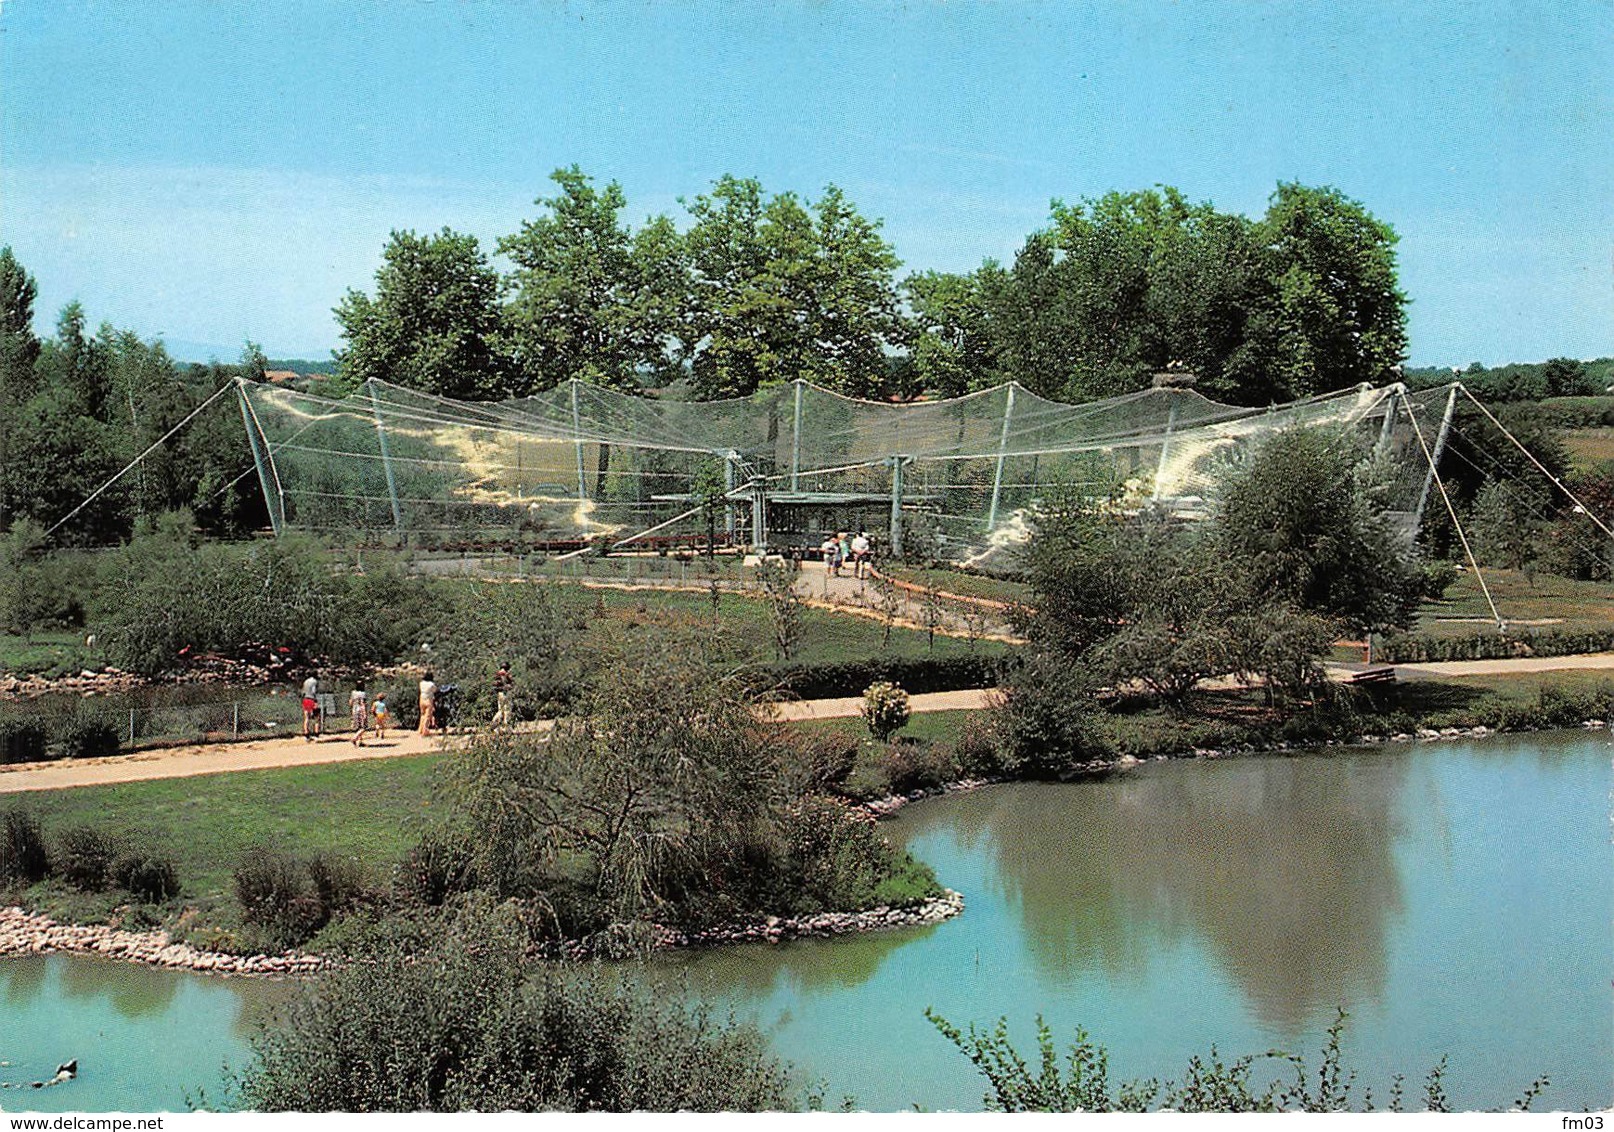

left=1, top=733, right=1608, bottom=1111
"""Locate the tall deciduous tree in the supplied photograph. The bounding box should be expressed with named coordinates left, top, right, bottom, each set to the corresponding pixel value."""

left=904, top=269, right=1000, bottom=398
left=1259, top=182, right=1408, bottom=399
left=335, top=227, right=508, bottom=400
left=499, top=167, right=684, bottom=392
left=683, top=177, right=904, bottom=399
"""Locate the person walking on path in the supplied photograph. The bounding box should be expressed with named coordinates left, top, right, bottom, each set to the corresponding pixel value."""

left=820, top=534, right=838, bottom=575
left=837, top=532, right=852, bottom=577
left=418, top=671, right=438, bottom=737
left=371, top=693, right=388, bottom=739
left=851, top=531, right=871, bottom=579
left=349, top=680, right=369, bottom=747
left=492, top=662, right=514, bottom=728
left=301, top=672, right=321, bottom=742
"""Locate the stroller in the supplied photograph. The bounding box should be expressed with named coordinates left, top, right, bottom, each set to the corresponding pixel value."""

left=435, top=683, right=461, bottom=733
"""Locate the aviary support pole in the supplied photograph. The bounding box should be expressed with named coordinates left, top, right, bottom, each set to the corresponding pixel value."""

left=1375, top=386, right=1401, bottom=456
left=1151, top=397, right=1180, bottom=502
left=750, top=481, right=768, bottom=553
left=236, top=382, right=282, bottom=537
left=569, top=379, right=587, bottom=507
left=1412, top=385, right=1459, bottom=533
left=790, top=380, right=804, bottom=491
left=889, top=455, right=910, bottom=560
left=723, top=450, right=739, bottom=537
left=986, top=383, right=1016, bottom=530
left=366, top=380, right=404, bottom=538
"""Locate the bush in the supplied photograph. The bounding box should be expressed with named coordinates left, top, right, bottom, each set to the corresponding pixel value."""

left=236, top=848, right=363, bottom=948
left=951, top=716, right=1006, bottom=778
left=57, top=713, right=122, bottom=760
left=1377, top=628, right=1614, bottom=664
left=232, top=909, right=794, bottom=1111
left=112, top=850, right=180, bottom=903
left=884, top=743, right=958, bottom=795
left=861, top=681, right=911, bottom=742
left=235, top=849, right=324, bottom=948
left=786, top=734, right=857, bottom=796
left=780, top=795, right=905, bottom=913
left=995, top=654, right=1099, bottom=777
left=56, top=826, right=118, bottom=890
left=0, top=718, right=49, bottom=764
left=0, top=810, right=50, bottom=884
left=395, top=835, right=473, bottom=907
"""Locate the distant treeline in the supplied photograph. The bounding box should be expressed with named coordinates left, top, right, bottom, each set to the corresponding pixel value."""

left=1405, top=357, right=1613, bottom=401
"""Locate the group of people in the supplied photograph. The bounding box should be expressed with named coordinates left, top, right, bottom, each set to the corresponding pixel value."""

left=299, top=674, right=390, bottom=746
left=298, top=662, right=516, bottom=746
left=818, top=530, right=873, bottom=579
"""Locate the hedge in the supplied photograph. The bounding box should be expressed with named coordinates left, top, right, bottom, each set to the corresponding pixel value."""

left=1377, top=629, right=1614, bottom=664
left=751, top=655, right=1004, bottom=701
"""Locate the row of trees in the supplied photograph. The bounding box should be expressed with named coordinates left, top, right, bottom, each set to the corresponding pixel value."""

left=336, top=171, right=1409, bottom=407
left=0, top=248, right=264, bottom=544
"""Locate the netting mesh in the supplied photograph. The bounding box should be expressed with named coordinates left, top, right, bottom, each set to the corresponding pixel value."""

left=236, top=377, right=1456, bottom=561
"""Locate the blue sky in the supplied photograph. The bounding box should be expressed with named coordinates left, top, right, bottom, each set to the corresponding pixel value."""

left=2, top=0, right=1609, bottom=366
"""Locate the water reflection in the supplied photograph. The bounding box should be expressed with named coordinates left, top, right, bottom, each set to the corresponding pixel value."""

left=905, top=755, right=1410, bottom=1032
left=0, top=953, right=47, bottom=1006
left=57, top=956, right=182, bottom=1019
left=653, top=918, right=937, bottom=1000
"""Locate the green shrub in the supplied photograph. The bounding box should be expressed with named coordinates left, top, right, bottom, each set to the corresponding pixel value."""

left=951, top=715, right=1005, bottom=778
left=0, top=809, right=50, bottom=884
left=757, top=655, right=1001, bottom=700
left=395, top=835, right=473, bottom=907
left=56, top=825, right=118, bottom=890
left=0, top=718, right=49, bottom=764
left=57, top=713, right=122, bottom=759
left=885, top=743, right=958, bottom=794
left=232, top=908, right=794, bottom=1112
left=235, top=849, right=324, bottom=948
left=861, top=681, right=911, bottom=742
left=235, top=848, right=362, bottom=948
left=112, top=850, right=180, bottom=903
left=996, top=653, right=1098, bottom=777
left=781, top=795, right=902, bottom=913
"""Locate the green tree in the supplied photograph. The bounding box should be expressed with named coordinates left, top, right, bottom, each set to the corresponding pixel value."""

left=499, top=167, right=683, bottom=392
left=443, top=626, right=784, bottom=924
left=1260, top=183, right=1408, bottom=398
left=905, top=269, right=999, bottom=397
left=1541, top=356, right=1593, bottom=398
left=682, top=177, right=904, bottom=398
left=239, top=339, right=268, bottom=384
left=1216, top=426, right=1422, bottom=636
left=0, top=246, right=40, bottom=405
left=335, top=227, right=508, bottom=400
left=0, top=247, right=42, bottom=531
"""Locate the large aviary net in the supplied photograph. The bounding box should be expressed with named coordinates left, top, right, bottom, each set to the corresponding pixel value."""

left=236, top=378, right=1460, bottom=564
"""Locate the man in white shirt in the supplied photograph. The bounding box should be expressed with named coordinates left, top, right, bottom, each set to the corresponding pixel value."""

left=301, top=672, right=321, bottom=741
left=851, top=532, right=872, bottom=578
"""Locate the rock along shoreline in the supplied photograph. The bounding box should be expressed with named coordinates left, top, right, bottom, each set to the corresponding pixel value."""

left=0, top=905, right=324, bottom=976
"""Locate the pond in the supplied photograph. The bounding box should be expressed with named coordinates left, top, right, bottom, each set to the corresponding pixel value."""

left=1, top=732, right=1608, bottom=1111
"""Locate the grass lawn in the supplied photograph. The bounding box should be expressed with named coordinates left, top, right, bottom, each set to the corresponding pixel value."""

left=12, top=753, right=449, bottom=902
left=1412, top=568, right=1614, bottom=637
left=1563, top=428, right=1614, bottom=471
left=789, top=708, right=982, bottom=747
left=883, top=565, right=1032, bottom=604
left=563, top=585, right=1010, bottom=664
left=0, top=630, right=97, bottom=678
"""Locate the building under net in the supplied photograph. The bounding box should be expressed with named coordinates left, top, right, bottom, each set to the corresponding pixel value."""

left=234, top=376, right=1465, bottom=564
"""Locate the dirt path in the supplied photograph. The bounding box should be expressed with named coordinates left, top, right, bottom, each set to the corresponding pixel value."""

left=0, top=691, right=995, bottom=795
left=1390, top=652, right=1614, bottom=680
